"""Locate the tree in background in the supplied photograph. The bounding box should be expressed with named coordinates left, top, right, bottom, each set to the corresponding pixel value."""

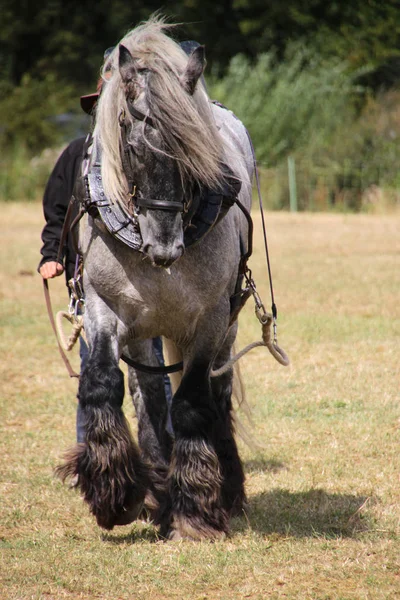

left=0, top=0, right=399, bottom=206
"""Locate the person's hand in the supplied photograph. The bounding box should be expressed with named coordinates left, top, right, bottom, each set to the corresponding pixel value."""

left=39, top=261, right=64, bottom=279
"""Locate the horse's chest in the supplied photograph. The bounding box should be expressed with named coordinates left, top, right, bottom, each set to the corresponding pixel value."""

left=89, top=265, right=205, bottom=338
left=84, top=229, right=233, bottom=339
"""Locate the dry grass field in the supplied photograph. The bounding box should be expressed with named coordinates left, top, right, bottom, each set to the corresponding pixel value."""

left=1, top=202, right=399, bottom=599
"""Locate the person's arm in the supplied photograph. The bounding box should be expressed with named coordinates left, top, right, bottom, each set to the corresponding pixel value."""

left=38, top=138, right=85, bottom=279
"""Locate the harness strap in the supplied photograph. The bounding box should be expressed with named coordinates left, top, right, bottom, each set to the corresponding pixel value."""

left=135, top=197, right=184, bottom=212
left=56, top=195, right=77, bottom=264
left=246, top=131, right=277, bottom=319
left=235, top=198, right=253, bottom=269
left=127, top=104, right=156, bottom=129
left=120, top=352, right=183, bottom=374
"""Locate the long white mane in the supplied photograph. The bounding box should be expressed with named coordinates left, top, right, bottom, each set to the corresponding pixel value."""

left=92, top=17, right=235, bottom=205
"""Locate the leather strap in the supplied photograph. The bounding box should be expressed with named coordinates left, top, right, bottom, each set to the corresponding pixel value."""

left=56, top=195, right=77, bottom=264
left=135, top=196, right=184, bottom=212
left=127, top=104, right=156, bottom=129
left=120, top=352, right=183, bottom=374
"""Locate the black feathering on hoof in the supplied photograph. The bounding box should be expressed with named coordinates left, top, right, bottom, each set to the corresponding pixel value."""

left=216, top=428, right=247, bottom=517
left=159, top=438, right=229, bottom=540
left=136, top=464, right=169, bottom=524
left=55, top=405, right=149, bottom=530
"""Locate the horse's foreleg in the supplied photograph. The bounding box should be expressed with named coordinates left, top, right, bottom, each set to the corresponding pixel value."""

left=210, top=322, right=246, bottom=517
left=56, top=336, right=149, bottom=530
left=162, top=359, right=229, bottom=540
left=161, top=312, right=246, bottom=540
left=161, top=305, right=242, bottom=540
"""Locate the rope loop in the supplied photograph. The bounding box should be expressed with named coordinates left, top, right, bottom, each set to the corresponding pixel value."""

left=55, top=311, right=85, bottom=351
left=210, top=311, right=289, bottom=378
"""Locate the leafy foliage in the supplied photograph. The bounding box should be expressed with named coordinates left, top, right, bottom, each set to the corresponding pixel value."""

left=0, top=74, right=75, bottom=152
left=210, top=48, right=400, bottom=211
left=210, top=45, right=362, bottom=165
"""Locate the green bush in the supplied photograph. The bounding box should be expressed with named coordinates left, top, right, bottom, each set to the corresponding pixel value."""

left=0, top=143, right=62, bottom=201
left=210, top=44, right=363, bottom=166
left=210, top=47, right=400, bottom=212
left=0, top=73, right=87, bottom=201
left=0, top=73, right=75, bottom=153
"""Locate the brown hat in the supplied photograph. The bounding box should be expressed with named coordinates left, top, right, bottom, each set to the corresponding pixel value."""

left=80, top=78, right=102, bottom=115
left=80, top=47, right=115, bottom=114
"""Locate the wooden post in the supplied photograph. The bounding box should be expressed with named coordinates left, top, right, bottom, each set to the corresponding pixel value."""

left=288, top=156, right=298, bottom=212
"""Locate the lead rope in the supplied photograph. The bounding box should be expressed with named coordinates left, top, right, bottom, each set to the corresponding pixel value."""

left=55, top=255, right=86, bottom=353
left=210, top=272, right=289, bottom=377
left=211, top=132, right=290, bottom=377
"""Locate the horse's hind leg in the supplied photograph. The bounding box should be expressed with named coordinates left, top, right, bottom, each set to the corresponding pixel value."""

left=56, top=335, right=149, bottom=530
left=126, top=339, right=173, bottom=518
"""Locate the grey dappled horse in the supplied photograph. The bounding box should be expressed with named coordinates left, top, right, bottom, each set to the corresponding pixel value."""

left=57, top=18, right=254, bottom=540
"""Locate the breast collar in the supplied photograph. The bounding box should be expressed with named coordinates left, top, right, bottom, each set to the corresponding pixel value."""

left=80, top=136, right=142, bottom=251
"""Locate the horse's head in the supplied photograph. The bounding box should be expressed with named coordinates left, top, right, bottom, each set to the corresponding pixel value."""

left=117, top=43, right=206, bottom=268
left=93, top=24, right=224, bottom=268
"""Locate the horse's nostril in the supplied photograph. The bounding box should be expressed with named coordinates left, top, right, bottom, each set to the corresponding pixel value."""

left=142, top=243, right=152, bottom=255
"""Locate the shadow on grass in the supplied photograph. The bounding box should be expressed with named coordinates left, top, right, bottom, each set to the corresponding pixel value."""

left=232, top=488, right=376, bottom=538
left=101, top=523, right=161, bottom=545
left=102, top=488, right=375, bottom=544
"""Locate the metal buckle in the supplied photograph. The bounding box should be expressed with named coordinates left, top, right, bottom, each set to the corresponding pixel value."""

left=244, top=267, right=278, bottom=343
left=68, top=275, right=85, bottom=318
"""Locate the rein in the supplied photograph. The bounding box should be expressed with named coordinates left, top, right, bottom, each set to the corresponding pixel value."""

left=214, top=128, right=290, bottom=370
left=43, top=279, right=80, bottom=378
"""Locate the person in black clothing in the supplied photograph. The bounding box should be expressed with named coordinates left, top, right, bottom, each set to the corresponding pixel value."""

left=39, top=136, right=88, bottom=442
left=39, top=136, right=86, bottom=282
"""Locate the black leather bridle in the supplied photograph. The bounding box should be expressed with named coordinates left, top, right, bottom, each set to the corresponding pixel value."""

left=118, top=104, right=194, bottom=217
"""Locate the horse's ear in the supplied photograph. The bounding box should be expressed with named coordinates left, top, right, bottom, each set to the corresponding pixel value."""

left=180, top=45, right=206, bottom=95
left=119, top=44, right=137, bottom=83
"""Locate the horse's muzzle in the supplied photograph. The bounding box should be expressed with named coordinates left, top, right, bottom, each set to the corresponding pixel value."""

left=143, top=241, right=185, bottom=268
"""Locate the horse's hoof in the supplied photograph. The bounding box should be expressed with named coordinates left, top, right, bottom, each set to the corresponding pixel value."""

left=95, top=502, right=144, bottom=530
left=68, top=474, right=79, bottom=489
left=136, top=489, right=160, bottom=523
left=166, top=515, right=227, bottom=541
left=112, top=502, right=144, bottom=527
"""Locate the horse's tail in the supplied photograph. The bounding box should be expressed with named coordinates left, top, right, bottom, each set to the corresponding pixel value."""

left=162, top=337, right=183, bottom=394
